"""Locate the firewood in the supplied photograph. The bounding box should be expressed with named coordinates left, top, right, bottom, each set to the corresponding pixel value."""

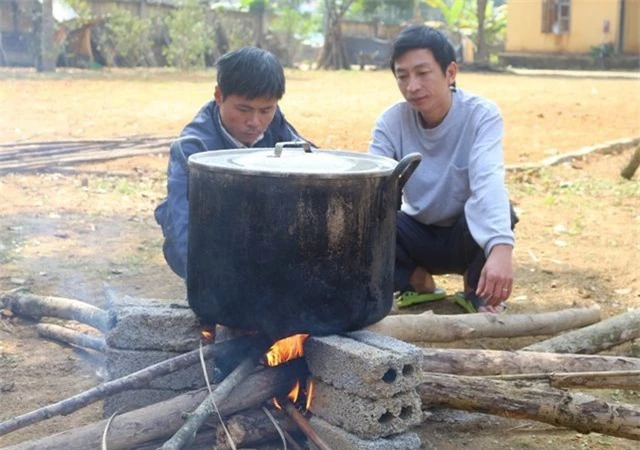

left=0, top=334, right=269, bottom=437
left=35, top=323, right=106, bottom=352
left=418, top=372, right=640, bottom=440
left=485, top=370, right=640, bottom=390
left=367, top=306, right=601, bottom=342
left=522, top=309, right=640, bottom=354
left=0, top=291, right=109, bottom=332
left=1, top=359, right=308, bottom=450
left=213, top=407, right=298, bottom=450
left=161, top=347, right=267, bottom=450
left=421, top=348, right=640, bottom=375
left=621, top=146, right=640, bottom=179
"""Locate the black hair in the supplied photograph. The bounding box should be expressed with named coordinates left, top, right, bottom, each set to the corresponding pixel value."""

left=215, top=47, right=285, bottom=100
left=390, top=25, right=457, bottom=79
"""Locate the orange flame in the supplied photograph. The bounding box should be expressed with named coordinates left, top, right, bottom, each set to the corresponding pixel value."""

left=201, top=330, right=215, bottom=341
left=305, top=378, right=314, bottom=411
left=265, top=334, right=308, bottom=367
left=264, top=334, right=309, bottom=406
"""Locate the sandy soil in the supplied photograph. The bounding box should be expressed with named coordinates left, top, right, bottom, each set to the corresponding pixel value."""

left=0, top=67, right=638, bottom=449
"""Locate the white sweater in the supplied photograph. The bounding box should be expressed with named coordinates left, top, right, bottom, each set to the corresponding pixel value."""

left=369, top=88, right=515, bottom=256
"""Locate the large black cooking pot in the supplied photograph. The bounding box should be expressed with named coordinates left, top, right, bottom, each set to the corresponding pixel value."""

left=183, top=137, right=421, bottom=340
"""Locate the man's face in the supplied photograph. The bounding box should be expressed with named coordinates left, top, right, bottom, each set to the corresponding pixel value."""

left=214, top=86, right=278, bottom=146
left=394, top=48, right=456, bottom=116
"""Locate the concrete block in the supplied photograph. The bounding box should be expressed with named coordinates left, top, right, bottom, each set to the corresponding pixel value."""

left=308, top=416, right=421, bottom=450
left=106, top=348, right=208, bottom=390
left=106, top=295, right=201, bottom=352
left=102, top=388, right=186, bottom=417
left=308, top=378, right=422, bottom=439
left=304, top=332, right=422, bottom=398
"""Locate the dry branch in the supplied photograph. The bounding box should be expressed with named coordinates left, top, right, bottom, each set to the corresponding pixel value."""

left=367, top=306, right=601, bottom=342
left=2, top=359, right=308, bottom=450
left=621, top=146, right=640, bottom=179
left=418, top=372, right=640, bottom=440
left=1, top=292, right=109, bottom=332
left=0, top=334, right=269, bottom=437
left=35, top=323, right=106, bottom=352
left=522, top=309, right=640, bottom=354
left=161, top=348, right=265, bottom=450
left=283, top=399, right=332, bottom=450
left=485, top=370, right=640, bottom=390
left=421, top=348, right=640, bottom=375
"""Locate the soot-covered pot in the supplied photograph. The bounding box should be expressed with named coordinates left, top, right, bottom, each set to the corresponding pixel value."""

left=182, top=137, right=421, bottom=340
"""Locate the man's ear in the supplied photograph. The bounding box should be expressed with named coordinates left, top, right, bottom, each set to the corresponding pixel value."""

left=446, top=61, right=458, bottom=87
left=214, top=86, right=223, bottom=105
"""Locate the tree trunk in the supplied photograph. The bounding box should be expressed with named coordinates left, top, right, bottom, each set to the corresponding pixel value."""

left=421, top=348, right=640, bottom=375
left=2, top=359, right=308, bottom=450
left=38, top=0, right=56, bottom=72
left=35, top=323, right=106, bottom=352
left=367, top=306, right=601, bottom=342
left=475, top=0, right=489, bottom=64
left=317, top=0, right=354, bottom=70
left=418, top=373, right=640, bottom=440
left=621, top=146, right=640, bottom=179
left=522, top=309, right=640, bottom=354
left=487, top=370, right=640, bottom=390
left=1, top=292, right=109, bottom=332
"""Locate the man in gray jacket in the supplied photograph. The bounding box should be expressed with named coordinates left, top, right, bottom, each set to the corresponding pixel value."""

left=369, top=25, right=518, bottom=313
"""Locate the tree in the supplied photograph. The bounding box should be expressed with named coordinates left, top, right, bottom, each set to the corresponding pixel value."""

left=38, top=0, right=56, bottom=71
left=317, top=0, right=414, bottom=70
left=425, top=0, right=507, bottom=65
left=317, top=0, right=356, bottom=70
left=270, top=1, right=319, bottom=67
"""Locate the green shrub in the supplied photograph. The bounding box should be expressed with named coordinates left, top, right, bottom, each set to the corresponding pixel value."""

left=163, top=0, right=212, bottom=69
left=101, top=9, right=153, bottom=67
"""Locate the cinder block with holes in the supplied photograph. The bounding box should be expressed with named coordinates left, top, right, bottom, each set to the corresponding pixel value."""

left=308, top=377, right=422, bottom=439
left=308, top=416, right=421, bottom=450
left=303, top=330, right=423, bottom=398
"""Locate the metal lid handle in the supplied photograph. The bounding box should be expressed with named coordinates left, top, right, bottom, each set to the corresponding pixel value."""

left=274, top=141, right=312, bottom=157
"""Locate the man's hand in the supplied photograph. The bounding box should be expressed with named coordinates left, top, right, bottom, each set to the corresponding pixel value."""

left=476, top=244, right=514, bottom=309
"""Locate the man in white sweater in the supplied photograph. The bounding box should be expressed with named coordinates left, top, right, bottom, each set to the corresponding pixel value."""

left=369, top=25, right=518, bottom=313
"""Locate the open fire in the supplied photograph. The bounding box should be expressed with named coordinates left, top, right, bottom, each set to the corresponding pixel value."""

left=264, top=333, right=313, bottom=410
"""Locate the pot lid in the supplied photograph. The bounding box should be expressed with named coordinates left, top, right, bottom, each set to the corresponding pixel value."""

left=188, top=142, right=398, bottom=177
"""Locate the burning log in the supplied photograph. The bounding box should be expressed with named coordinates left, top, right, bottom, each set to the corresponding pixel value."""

left=485, top=370, right=640, bottom=390
left=421, top=348, right=640, bottom=375
left=522, top=309, right=640, bottom=354
left=366, top=306, right=601, bottom=342
left=0, top=334, right=269, bottom=437
left=417, top=372, right=640, bottom=440
left=35, top=323, right=106, bottom=352
left=213, top=407, right=298, bottom=450
left=0, top=291, right=109, bottom=332
left=2, top=359, right=308, bottom=450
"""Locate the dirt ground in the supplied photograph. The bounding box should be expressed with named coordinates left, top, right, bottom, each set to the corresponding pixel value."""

left=0, top=67, right=639, bottom=449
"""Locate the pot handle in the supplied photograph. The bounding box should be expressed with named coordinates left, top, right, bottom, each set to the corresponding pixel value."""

left=392, top=153, right=422, bottom=209
left=274, top=140, right=312, bottom=157
left=170, top=136, right=209, bottom=172
left=393, top=152, right=422, bottom=190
